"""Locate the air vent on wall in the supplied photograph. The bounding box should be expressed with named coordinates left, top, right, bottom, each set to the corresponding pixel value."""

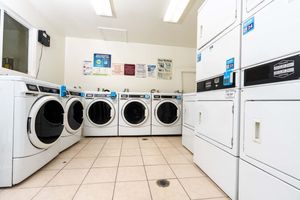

left=97, top=26, right=128, bottom=42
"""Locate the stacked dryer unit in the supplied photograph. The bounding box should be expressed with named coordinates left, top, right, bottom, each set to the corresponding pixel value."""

left=83, top=91, right=118, bottom=136
left=239, top=0, right=300, bottom=199
left=119, top=92, right=151, bottom=136
left=0, top=76, right=64, bottom=187
left=59, top=89, right=84, bottom=152
left=194, top=0, right=241, bottom=199
left=182, top=93, right=196, bottom=153
left=151, top=93, right=182, bottom=136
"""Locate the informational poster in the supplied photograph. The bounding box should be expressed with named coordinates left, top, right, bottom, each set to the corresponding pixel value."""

left=157, top=58, right=173, bottom=80
left=83, top=60, right=93, bottom=75
left=124, top=64, right=135, bottom=76
left=112, top=63, right=124, bottom=75
left=135, top=64, right=147, bottom=78
left=147, top=64, right=157, bottom=78
left=93, top=53, right=111, bottom=75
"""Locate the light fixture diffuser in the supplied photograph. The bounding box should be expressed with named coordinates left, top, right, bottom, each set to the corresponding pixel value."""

left=163, top=0, right=190, bottom=23
left=91, top=0, right=113, bottom=16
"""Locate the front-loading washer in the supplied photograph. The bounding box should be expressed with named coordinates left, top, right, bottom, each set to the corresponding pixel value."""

left=83, top=91, right=118, bottom=136
left=239, top=54, right=300, bottom=200
left=118, top=92, right=151, bottom=136
left=0, top=76, right=64, bottom=187
left=151, top=93, right=182, bottom=136
left=194, top=72, right=240, bottom=200
left=59, top=89, right=84, bottom=152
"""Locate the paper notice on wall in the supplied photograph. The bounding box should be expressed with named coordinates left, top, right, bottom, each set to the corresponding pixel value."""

left=83, top=61, right=93, bottom=75
left=124, top=64, right=135, bottom=76
left=93, top=53, right=112, bottom=75
left=112, top=63, right=124, bottom=75
left=157, top=58, right=173, bottom=80
left=135, top=64, right=147, bottom=78
left=147, top=64, right=157, bottom=78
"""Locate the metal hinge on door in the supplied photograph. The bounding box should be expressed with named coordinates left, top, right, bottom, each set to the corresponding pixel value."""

left=232, top=105, right=234, bottom=114
left=231, top=138, right=234, bottom=146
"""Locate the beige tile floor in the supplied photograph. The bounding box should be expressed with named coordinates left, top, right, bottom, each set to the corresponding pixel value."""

left=0, top=136, right=230, bottom=200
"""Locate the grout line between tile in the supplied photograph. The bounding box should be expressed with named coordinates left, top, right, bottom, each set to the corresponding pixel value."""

left=111, top=137, right=124, bottom=200
left=70, top=138, right=108, bottom=200
left=138, top=137, right=154, bottom=200
left=153, top=137, right=192, bottom=200
left=30, top=139, right=92, bottom=200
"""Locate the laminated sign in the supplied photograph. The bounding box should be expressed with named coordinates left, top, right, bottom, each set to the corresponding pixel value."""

left=135, top=64, right=147, bottom=78
left=124, top=64, right=135, bottom=76
left=157, top=59, right=173, bottom=80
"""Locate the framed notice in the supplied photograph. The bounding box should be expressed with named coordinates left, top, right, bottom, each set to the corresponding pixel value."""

left=157, top=58, right=173, bottom=80
left=124, top=64, right=135, bottom=76
left=147, top=64, right=157, bottom=78
left=135, top=64, right=147, bottom=78
left=93, top=53, right=111, bottom=68
left=112, top=63, right=124, bottom=75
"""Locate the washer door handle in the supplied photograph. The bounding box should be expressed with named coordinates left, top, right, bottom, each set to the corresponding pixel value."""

left=27, top=117, right=32, bottom=134
left=144, top=108, right=148, bottom=118
left=110, top=109, right=113, bottom=117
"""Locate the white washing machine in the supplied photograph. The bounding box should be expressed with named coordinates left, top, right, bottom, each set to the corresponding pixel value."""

left=83, top=91, right=118, bottom=136
left=182, top=93, right=196, bottom=153
left=241, top=0, right=300, bottom=68
left=119, top=92, right=151, bottom=136
left=193, top=73, right=240, bottom=200
left=59, top=89, right=84, bottom=152
left=239, top=54, right=300, bottom=200
left=151, top=93, right=182, bottom=136
left=0, top=76, right=64, bottom=187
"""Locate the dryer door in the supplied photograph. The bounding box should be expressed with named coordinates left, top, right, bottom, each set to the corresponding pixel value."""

left=155, top=100, right=180, bottom=126
left=87, top=99, right=115, bottom=127
left=28, top=96, right=64, bottom=149
left=122, top=100, right=149, bottom=126
left=244, top=100, right=300, bottom=182
left=65, top=98, right=83, bottom=134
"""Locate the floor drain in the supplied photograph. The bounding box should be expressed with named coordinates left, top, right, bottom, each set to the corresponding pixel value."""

left=156, top=179, right=170, bottom=187
left=142, top=138, right=148, bottom=141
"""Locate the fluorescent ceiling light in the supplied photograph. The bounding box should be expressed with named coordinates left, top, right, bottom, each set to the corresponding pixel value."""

left=164, top=0, right=190, bottom=23
left=91, top=0, right=113, bottom=16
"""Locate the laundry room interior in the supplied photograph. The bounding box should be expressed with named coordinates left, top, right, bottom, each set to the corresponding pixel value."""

left=0, top=0, right=299, bottom=200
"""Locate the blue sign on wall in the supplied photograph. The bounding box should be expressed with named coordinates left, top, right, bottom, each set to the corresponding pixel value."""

left=93, top=53, right=111, bottom=68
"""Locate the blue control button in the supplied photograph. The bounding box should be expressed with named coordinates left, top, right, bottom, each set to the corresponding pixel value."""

left=60, top=85, right=67, bottom=97
left=80, top=92, right=85, bottom=97
left=110, top=91, right=117, bottom=99
left=145, top=94, right=150, bottom=99
left=176, top=95, right=182, bottom=100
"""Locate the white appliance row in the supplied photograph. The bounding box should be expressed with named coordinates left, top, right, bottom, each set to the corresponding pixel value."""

left=194, top=0, right=300, bottom=200
left=82, top=92, right=182, bottom=137
left=0, top=76, right=84, bottom=187
left=238, top=0, right=300, bottom=199
left=194, top=0, right=242, bottom=199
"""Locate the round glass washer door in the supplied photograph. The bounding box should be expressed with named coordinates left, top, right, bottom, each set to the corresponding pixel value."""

left=122, top=100, right=149, bottom=126
left=65, top=98, right=84, bottom=134
left=28, top=96, right=64, bottom=149
left=87, top=99, right=115, bottom=127
left=155, top=100, right=180, bottom=126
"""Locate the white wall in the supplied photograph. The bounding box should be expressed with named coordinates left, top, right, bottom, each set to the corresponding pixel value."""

left=65, top=37, right=196, bottom=92
left=0, top=0, right=65, bottom=84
